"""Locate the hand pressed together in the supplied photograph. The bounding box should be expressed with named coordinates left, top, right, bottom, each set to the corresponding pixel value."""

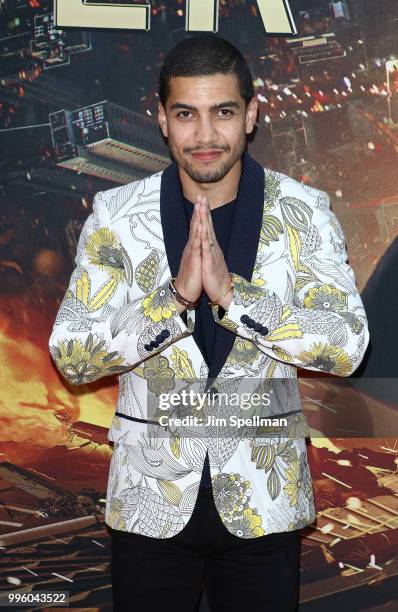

left=173, top=194, right=233, bottom=313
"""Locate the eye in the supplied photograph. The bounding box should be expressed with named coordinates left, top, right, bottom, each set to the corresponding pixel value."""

left=176, top=111, right=192, bottom=119
left=218, top=109, right=233, bottom=117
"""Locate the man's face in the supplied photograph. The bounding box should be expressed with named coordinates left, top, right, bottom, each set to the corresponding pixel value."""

left=158, top=73, right=258, bottom=184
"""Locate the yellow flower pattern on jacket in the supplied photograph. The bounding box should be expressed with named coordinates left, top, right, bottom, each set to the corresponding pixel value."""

left=85, top=227, right=125, bottom=283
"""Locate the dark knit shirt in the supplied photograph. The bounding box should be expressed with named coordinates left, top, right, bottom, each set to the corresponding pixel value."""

left=182, top=194, right=236, bottom=487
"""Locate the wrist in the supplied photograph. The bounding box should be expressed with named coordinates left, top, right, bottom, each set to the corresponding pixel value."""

left=171, top=294, right=187, bottom=314
left=173, top=278, right=194, bottom=301
left=217, top=288, right=233, bottom=310
left=208, top=273, right=234, bottom=308
left=169, top=278, right=200, bottom=310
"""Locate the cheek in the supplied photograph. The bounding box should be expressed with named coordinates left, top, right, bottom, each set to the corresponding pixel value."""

left=223, top=119, right=245, bottom=134
left=167, top=127, right=191, bottom=148
left=222, top=125, right=246, bottom=146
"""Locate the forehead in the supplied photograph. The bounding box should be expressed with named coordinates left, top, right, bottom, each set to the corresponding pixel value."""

left=166, top=73, right=243, bottom=105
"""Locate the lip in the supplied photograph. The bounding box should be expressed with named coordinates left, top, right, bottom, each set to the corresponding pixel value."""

left=190, top=151, right=223, bottom=161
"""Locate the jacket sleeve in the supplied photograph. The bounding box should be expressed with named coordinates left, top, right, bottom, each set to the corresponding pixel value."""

left=48, top=190, right=193, bottom=386
left=211, top=192, right=370, bottom=377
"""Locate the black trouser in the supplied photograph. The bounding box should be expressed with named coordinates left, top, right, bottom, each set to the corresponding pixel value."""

left=107, top=484, right=301, bottom=612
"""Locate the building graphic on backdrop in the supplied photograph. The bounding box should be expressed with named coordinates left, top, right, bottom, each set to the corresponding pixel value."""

left=0, top=7, right=90, bottom=79
left=49, top=101, right=170, bottom=183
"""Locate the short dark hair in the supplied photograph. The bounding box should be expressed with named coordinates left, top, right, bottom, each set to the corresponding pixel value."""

left=158, top=34, right=254, bottom=108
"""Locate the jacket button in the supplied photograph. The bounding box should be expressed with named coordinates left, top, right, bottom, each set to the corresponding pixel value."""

left=260, top=326, right=269, bottom=335
left=161, top=329, right=170, bottom=338
left=155, top=334, right=164, bottom=343
left=240, top=315, right=250, bottom=323
left=144, top=343, right=151, bottom=351
left=149, top=340, right=158, bottom=348
left=253, top=323, right=263, bottom=332
left=246, top=320, right=255, bottom=328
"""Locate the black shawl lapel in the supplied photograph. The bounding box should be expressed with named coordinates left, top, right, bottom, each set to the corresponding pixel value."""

left=160, top=159, right=189, bottom=280
left=160, top=152, right=265, bottom=389
left=207, top=152, right=265, bottom=385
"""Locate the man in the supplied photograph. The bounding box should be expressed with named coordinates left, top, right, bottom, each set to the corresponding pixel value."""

left=49, top=35, right=370, bottom=611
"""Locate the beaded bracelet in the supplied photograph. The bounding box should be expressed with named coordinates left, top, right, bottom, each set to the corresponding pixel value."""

left=169, top=278, right=200, bottom=310
left=208, top=273, right=234, bottom=307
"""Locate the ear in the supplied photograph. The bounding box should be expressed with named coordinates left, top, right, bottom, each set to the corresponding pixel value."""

left=245, top=97, right=258, bottom=134
left=158, top=102, right=168, bottom=138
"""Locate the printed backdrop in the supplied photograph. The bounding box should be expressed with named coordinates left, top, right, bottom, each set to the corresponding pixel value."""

left=0, top=1, right=398, bottom=610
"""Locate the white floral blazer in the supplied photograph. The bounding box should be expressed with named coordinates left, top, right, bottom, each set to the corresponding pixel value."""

left=49, top=153, right=370, bottom=539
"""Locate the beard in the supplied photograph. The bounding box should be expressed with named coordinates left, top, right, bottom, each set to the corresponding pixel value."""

left=168, top=133, right=246, bottom=184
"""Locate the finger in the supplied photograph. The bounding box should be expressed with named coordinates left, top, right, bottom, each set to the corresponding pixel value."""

left=190, top=199, right=199, bottom=227
left=200, top=216, right=213, bottom=257
left=191, top=210, right=202, bottom=253
left=188, top=201, right=201, bottom=253
left=202, top=196, right=216, bottom=240
left=198, top=196, right=209, bottom=232
left=205, top=202, right=216, bottom=245
left=199, top=196, right=216, bottom=246
left=188, top=201, right=200, bottom=244
left=201, top=195, right=216, bottom=243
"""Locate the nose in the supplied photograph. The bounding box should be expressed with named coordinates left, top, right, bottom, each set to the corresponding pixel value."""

left=193, top=116, right=218, bottom=146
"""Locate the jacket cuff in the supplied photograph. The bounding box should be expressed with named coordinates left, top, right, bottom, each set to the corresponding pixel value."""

left=120, top=277, right=195, bottom=360
left=210, top=273, right=273, bottom=345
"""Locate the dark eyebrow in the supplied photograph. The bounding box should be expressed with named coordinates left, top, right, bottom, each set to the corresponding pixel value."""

left=169, top=100, right=240, bottom=112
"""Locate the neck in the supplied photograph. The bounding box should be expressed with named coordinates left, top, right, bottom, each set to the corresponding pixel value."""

left=179, top=157, right=242, bottom=210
